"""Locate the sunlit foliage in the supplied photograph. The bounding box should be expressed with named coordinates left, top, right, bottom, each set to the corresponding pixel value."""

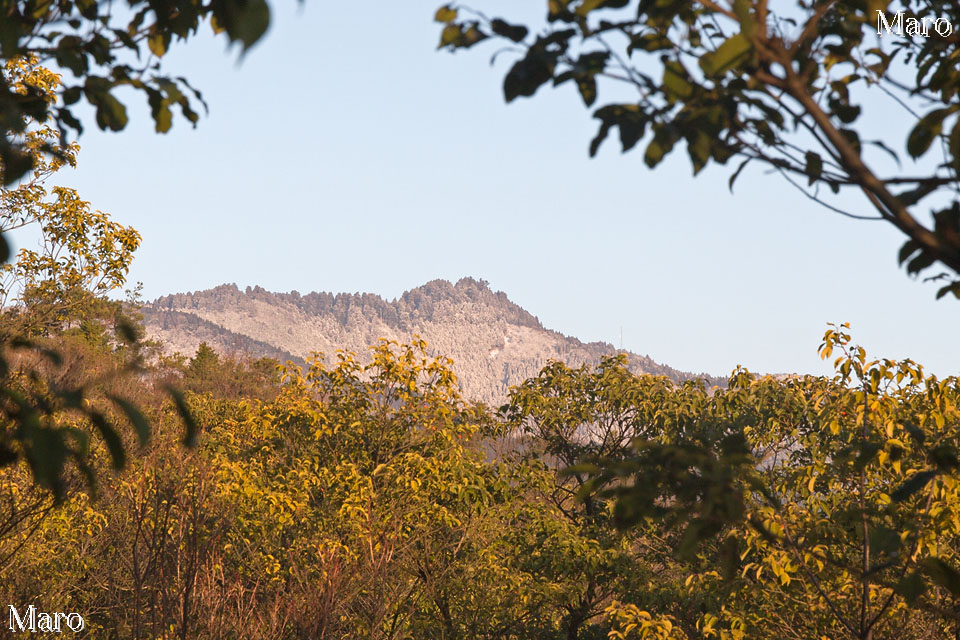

left=436, top=0, right=960, bottom=297
left=4, top=319, right=958, bottom=639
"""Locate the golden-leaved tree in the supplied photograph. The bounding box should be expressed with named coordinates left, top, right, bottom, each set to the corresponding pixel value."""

left=558, top=326, right=960, bottom=640
left=0, top=58, right=195, bottom=547
left=0, top=58, right=141, bottom=338
left=2, top=339, right=553, bottom=639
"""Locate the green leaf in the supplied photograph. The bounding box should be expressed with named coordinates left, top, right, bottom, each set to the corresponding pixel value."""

left=439, top=24, right=461, bottom=48
left=804, top=151, right=822, bottom=186
left=907, top=250, right=936, bottom=275
left=891, top=470, right=937, bottom=502
left=62, top=86, right=82, bottom=105
left=733, top=0, right=757, bottom=37
left=839, top=128, right=861, bottom=154
left=895, top=182, right=938, bottom=207
left=589, top=105, right=631, bottom=156
left=894, top=571, right=925, bottom=605
left=950, top=118, right=960, bottom=171
left=216, top=0, right=271, bottom=52
left=490, top=18, right=528, bottom=43
left=922, top=557, right=960, bottom=596
left=167, top=386, right=199, bottom=447
left=854, top=441, right=881, bottom=470
left=576, top=0, right=629, bottom=16
left=936, top=281, right=960, bottom=300
left=434, top=6, right=457, bottom=22
left=907, top=122, right=937, bottom=159
left=898, top=240, right=920, bottom=266
left=907, top=108, right=954, bottom=159
left=438, top=22, right=488, bottom=50
left=88, top=87, right=128, bottom=131
left=75, top=0, right=97, bottom=20
left=903, top=421, right=926, bottom=445
left=728, top=158, right=751, bottom=192
left=928, top=444, right=959, bottom=472
left=0, top=145, right=35, bottom=186
left=700, top=34, right=751, bottom=76
left=868, top=524, right=901, bottom=554
left=0, top=442, right=16, bottom=467
left=829, top=97, right=861, bottom=124
left=28, top=0, right=54, bottom=19
left=24, top=426, right=68, bottom=497
left=866, top=139, right=900, bottom=167
left=554, top=52, right=607, bottom=107
left=576, top=75, right=597, bottom=107
left=112, top=28, right=137, bottom=50
left=148, top=32, right=168, bottom=57
left=115, top=317, right=140, bottom=344
left=108, top=395, right=151, bottom=446
left=90, top=411, right=126, bottom=471
left=688, top=131, right=710, bottom=174
left=147, top=88, right=173, bottom=134
left=663, top=61, right=693, bottom=101
left=504, top=53, right=556, bottom=103
left=677, top=518, right=721, bottom=560
left=644, top=138, right=664, bottom=167
left=644, top=127, right=676, bottom=168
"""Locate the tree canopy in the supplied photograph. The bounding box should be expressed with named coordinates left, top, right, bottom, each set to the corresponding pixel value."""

left=436, top=0, right=960, bottom=298
left=0, top=56, right=194, bottom=498
left=0, top=0, right=272, bottom=187
left=3, top=328, right=960, bottom=638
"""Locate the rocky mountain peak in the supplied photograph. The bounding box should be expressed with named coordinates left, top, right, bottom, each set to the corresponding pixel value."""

left=143, top=278, right=721, bottom=404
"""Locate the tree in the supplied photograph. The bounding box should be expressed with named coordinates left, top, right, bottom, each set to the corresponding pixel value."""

left=435, top=0, right=960, bottom=298
left=547, top=328, right=960, bottom=639
left=7, top=328, right=958, bottom=638
left=0, top=0, right=273, bottom=188
left=1, top=59, right=140, bottom=338
left=502, top=358, right=687, bottom=639
left=0, top=57, right=194, bottom=498
left=0, top=339, right=571, bottom=638
left=187, top=342, right=220, bottom=382
left=172, top=344, right=282, bottom=400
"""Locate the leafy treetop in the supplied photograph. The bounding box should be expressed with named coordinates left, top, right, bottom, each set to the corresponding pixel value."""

left=0, top=0, right=273, bottom=186
left=436, top=0, right=960, bottom=299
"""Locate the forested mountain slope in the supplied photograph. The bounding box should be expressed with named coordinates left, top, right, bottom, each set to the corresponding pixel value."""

left=143, top=277, right=721, bottom=403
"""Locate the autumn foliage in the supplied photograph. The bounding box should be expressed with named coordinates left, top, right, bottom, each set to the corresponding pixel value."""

left=1, top=55, right=960, bottom=640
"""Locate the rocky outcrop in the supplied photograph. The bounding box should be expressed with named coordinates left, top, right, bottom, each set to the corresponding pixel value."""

left=143, top=277, right=722, bottom=404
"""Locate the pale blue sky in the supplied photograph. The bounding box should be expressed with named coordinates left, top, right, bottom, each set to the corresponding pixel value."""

left=37, top=0, right=960, bottom=377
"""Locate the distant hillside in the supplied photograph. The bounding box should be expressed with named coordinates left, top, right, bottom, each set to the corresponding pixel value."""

left=143, top=277, right=723, bottom=404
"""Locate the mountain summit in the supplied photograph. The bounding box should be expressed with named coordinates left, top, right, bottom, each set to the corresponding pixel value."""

left=143, top=277, right=719, bottom=404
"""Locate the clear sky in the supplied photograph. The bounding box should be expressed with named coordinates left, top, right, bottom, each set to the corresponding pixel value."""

left=34, top=0, right=960, bottom=378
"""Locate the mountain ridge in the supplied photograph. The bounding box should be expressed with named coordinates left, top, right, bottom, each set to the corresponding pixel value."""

left=143, top=277, right=723, bottom=403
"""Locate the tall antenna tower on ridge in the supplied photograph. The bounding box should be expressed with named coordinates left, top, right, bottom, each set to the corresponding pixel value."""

left=619, top=326, right=623, bottom=351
